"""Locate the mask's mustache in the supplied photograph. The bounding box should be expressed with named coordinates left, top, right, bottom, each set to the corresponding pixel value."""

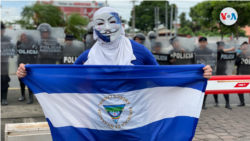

left=101, top=29, right=118, bottom=34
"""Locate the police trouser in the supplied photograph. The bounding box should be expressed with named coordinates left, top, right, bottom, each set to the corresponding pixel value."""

left=213, top=94, right=230, bottom=103
left=237, top=94, right=250, bottom=104
left=18, top=78, right=33, bottom=96
left=1, top=75, right=10, bottom=101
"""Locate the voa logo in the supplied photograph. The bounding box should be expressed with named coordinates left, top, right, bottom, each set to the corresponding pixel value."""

left=220, top=7, right=238, bottom=26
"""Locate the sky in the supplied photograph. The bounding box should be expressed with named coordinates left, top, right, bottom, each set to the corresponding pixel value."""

left=0, top=0, right=202, bottom=28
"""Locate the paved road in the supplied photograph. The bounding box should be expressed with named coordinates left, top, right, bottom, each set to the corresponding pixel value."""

left=194, top=105, right=250, bottom=141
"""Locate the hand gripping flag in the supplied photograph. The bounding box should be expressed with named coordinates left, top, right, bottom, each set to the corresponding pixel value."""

left=22, top=64, right=207, bottom=141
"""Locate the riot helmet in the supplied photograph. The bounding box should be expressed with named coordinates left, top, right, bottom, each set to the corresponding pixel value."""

left=153, top=41, right=162, bottom=54
left=133, top=33, right=146, bottom=44
left=148, top=31, right=156, bottom=40
left=169, top=37, right=180, bottom=49
left=37, top=23, right=52, bottom=39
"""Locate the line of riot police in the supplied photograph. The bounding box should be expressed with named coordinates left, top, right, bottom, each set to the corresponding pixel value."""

left=133, top=32, right=250, bottom=109
left=1, top=22, right=97, bottom=105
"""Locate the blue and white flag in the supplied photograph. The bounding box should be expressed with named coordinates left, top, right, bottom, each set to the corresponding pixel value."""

left=22, top=65, right=207, bottom=141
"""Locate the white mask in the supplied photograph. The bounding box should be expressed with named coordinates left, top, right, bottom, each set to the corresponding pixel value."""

left=94, top=12, right=122, bottom=42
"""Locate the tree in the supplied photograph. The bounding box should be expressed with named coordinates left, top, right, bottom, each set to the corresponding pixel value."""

left=16, top=3, right=64, bottom=28
left=128, top=1, right=176, bottom=32
left=179, top=12, right=200, bottom=33
left=190, top=1, right=250, bottom=39
left=211, top=1, right=250, bottom=39
left=64, top=13, right=88, bottom=40
left=16, top=3, right=88, bottom=40
left=177, top=26, right=194, bottom=36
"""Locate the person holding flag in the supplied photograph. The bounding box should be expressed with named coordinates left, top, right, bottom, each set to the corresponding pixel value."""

left=16, top=7, right=212, bottom=140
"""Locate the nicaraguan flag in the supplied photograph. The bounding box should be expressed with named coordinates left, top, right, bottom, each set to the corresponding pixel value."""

left=22, top=65, right=207, bottom=141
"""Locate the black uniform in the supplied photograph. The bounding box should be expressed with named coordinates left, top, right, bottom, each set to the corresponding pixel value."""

left=235, top=53, right=250, bottom=106
left=194, top=46, right=213, bottom=109
left=16, top=34, right=37, bottom=103
left=213, top=49, right=233, bottom=109
left=1, top=31, right=14, bottom=105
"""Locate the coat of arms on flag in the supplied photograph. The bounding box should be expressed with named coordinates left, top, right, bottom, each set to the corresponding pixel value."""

left=103, top=104, right=126, bottom=124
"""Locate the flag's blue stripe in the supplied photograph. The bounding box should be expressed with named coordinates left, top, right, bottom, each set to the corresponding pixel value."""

left=22, top=65, right=207, bottom=94
left=47, top=116, right=198, bottom=141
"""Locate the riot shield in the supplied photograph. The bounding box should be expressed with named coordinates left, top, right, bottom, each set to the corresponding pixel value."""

left=85, top=21, right=96, bottom=50
left=62, top=40, right=85, bottom=64
left=238, top=44, right=250, bottom=75
left=51, top=27, right=65, bottom=44
left=194, top=43, right=217, bottom=75
left=216, top=41, right=237, bottom=75
left=85, top=34, right=96, bottom=50
left=14, top=30, right=40, bottom=66
left=168, top=37, right=195, bottom=65
left=1, top=29, right=17, bottom=75
left=148, top=33, right=172, bottom=65
left=37, top=23, right=63, bottom=64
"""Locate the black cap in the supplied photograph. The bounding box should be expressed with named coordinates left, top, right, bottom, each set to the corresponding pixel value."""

left=216, top=41, right=225, bottom=47
left=82, top=33, right=88, bottom=40
left=65, top=34, right=74, bottom=41
left=169, top=37, right=178, bottom=45
left=241, top=41, right=248, bottom=46
left=198, top=37, right=207, bottom=42
left=1, top=22, right=6, bottom=29
left=153, top=41, right=162, bottom=47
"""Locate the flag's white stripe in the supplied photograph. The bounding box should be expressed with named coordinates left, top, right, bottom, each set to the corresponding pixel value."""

left=207, top=80, right=250, bottom=90
left=36, top=87, right=203, bottom=131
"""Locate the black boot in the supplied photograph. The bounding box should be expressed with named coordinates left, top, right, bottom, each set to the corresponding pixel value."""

left=1, top=89, right=8, bottom=105
left=202, top=95, right=207, bottom=109
left=237, top=94, right=245, bottom=107
left=224, top=94, right=232, bottom=109
left=213, top=94, right=219, bottom=107
left=27, top=88, right=33, bottom=104
left=18, top=78, right=26, bottom=101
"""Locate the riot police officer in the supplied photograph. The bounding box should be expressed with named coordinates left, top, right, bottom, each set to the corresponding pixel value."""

left=213, top=41, right=235, bottom=109
left=37, top=23, right=61, bottom=64
left=194, top=37, right=216, bottom=109
left=236, top=42, right=250, bottom=107
left=0, top=22, right=11, bottom=105
left=16, top=33, right=37, bottom=104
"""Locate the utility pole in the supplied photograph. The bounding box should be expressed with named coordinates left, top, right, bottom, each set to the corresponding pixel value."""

left=174, top=6, right=178, bottom=37
left=165, top=2, right=168, bottom=40
left=132, top=0, right=135, bottom=37
left=154, top=7, right=159, bottom=37
left=170, top=5, right=173, bottom=38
